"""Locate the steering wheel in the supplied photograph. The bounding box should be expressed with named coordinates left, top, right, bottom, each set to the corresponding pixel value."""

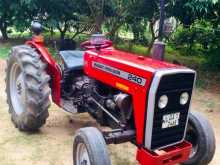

left=80, top=40, right=113, bottom=50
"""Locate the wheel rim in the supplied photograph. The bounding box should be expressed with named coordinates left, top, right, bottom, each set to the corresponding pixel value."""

left=9, top=63, right=26, bottom=115
left=186, top=124, right=199, bottom=159
left=76, top=143, right=91, bottom=165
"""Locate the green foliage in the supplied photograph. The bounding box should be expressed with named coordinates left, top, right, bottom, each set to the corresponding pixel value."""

left=0, top=0, right=19, bottom=39
left=104, top=0, right=142, bottom=41
left=0, top=43, right=11, bottom=59
left=38, top=0, right=94, bottom=39
left=205, top=47, right=220, bottom=70
left=172, top=21, right=219, bottom=49
left=171, top=19, right=220, bottom=69
left=0, top=0, right=219, bottom=70
left=170, top=0, right=214, bottom=26
left=116, top=42, right=149, bottom=56
left=116, top=42, right=206, bottom=69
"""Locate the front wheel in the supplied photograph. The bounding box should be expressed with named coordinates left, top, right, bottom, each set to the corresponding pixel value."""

left=73, top=127, right=111, bottom=165
left=182, top=111, right=216, bottom=165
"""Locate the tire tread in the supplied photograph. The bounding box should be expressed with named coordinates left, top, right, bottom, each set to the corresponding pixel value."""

left=5, top=45, right=51, bottom=132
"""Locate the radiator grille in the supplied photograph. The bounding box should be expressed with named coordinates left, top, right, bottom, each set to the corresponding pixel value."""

left=146, top=72, right=195, bottom=150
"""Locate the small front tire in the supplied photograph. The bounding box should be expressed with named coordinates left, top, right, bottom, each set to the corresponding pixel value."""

left=182, top=111, right=216, bottom=165
left=73, top=127, right=111, bottom=165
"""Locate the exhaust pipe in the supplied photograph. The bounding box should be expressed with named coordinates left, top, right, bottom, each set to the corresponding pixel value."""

left=151, top=0, right=166, bottom=61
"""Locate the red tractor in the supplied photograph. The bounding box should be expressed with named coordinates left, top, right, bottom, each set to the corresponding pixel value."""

left=5, top=22, right=215, bottom=165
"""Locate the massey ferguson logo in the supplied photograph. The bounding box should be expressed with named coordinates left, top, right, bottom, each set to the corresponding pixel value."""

left=92, top=62, right=146, bottom=86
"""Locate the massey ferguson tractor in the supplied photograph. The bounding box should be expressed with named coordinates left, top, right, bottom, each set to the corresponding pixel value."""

left=5, top=3, right=216, bottom=164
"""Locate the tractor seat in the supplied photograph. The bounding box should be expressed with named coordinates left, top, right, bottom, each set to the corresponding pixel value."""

left=59, top=50, right=85, bottom=71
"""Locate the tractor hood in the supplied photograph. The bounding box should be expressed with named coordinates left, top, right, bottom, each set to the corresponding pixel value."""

left=95, top=48, right=185, bottom=73
left=84, top=48, right=196, bottom=150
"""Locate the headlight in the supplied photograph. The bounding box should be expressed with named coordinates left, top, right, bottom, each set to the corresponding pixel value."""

left=180, top=92, right=189, bottom=105
left=158, top=95, right=168, bottom=109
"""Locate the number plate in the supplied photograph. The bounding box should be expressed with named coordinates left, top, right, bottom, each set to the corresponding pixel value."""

left=162, top=113, right=180, bottom=129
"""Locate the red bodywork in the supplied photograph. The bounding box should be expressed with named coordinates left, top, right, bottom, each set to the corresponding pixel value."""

left=84, top=48, right=183, bottom=144
left=137, top=141, right=191, bottom=165
left=26, top=38, right=191, bottom=165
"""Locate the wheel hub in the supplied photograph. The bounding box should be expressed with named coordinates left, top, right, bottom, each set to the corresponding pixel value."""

left=76, top=143, right=91, bottom=165
left=17, top=82, right=22, bottom=95
left=16, top=74, right=24, bottom=96
left=81, top=160, right=88, bottom=165
left=9, top=63, right=26, bottom=115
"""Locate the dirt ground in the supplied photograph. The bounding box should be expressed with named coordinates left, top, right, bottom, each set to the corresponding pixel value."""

left=0, top=60, right=219, bottom=165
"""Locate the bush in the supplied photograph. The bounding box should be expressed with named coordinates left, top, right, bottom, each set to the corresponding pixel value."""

left=205, top=47, right=220, bottom=70
left=171, top=20, right=220, bottom=57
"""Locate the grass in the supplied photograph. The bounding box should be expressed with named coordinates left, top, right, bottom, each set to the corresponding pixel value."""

left=0, top=43, right=12, bottom=59
left=116, top=43, right=149, bottom=56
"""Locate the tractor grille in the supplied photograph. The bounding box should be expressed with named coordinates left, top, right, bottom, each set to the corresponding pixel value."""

left=145, top=72, right=195, bottom=150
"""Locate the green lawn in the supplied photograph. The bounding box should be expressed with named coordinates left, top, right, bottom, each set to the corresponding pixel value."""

left=0, top=44, right=11, bottom=59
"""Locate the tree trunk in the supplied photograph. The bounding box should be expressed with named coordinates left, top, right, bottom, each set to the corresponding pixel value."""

left=109, top=25, right=120, bottom=41
left=58, top=28, right=67, bottom=41
left=0, top=25, right=8, bottom=40
left=57, top=23, right=68, bottom=41
left=108, top=20, right=124, bottom=42
left=59, top=30, right=66, bottom=41
left=132, top=25, right=140, bottom=43
left=95, top=15, right=103, bottom=33
left=50, top=27, right=55, bottom=41
left=148, top=41, right=155, bottom=54
left=148, top=20, right=156, bottom=53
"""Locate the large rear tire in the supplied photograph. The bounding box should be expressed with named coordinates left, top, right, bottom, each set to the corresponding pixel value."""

left=182, top=111, right=216, bottom=165
left=73, top=127, right=111, bottom=165
left=5, top=45, right=51, bottom=131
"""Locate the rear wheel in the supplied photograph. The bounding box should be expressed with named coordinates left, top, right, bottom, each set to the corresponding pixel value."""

left=73, top=127, right=111, bottom=165
left=5, top=45, right=51, bottom=131
left=182, top=111, right=216, bottom=165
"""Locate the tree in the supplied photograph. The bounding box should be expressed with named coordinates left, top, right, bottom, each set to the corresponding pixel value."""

left=0, top=0, right=19, bottom=40
left=86, top=0, right=105, bottom=32
left=170, top=0, right=214, bottom=27
left=209, top=0, right=220, bottom=28
left=135, top=0, right=158, bottom=48
left=104, top=0, right=131, bottom=40
left=86, top=0, right=117, bottom=33
left=123, top=0, right=159, bottom=50
left=13, top=0, right=39, bottom=33
left=0, top=0, right=43, bottom=39
left=34, top=0, right=94, bottom=40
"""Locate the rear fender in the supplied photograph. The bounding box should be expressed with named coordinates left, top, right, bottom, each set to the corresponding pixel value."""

left=26, top=41, right=62, bottom=106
